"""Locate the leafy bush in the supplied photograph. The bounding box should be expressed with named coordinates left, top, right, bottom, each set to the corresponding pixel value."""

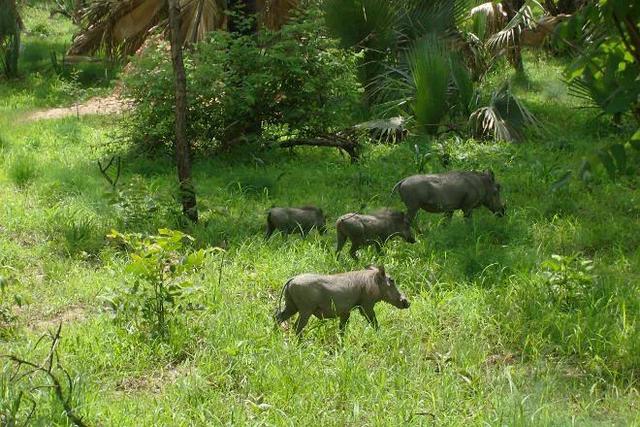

left=560, top=1, right=640, bottom=124
left=106, top=176, right=169, bottom=232
left=121, top=7, right=361, bottom=153
left=103, top=229, right=216, bottom=339
left=541, top=254, right=595, bottom=311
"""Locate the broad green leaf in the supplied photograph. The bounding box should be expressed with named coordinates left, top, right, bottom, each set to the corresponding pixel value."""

left=578, top=159, right=593, bottom=183
left=551, top=171, right=572, bottom=192
left=597, top=149, right=616, bottom=179
left=631, top=128, right=640, bottom=151
left=609, top=143, right=626, bottom=172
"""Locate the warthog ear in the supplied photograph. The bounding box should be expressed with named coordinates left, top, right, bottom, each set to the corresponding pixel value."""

left=376, top=265, right=386, bottom=278
left=485, top=169, right=495, bottom=181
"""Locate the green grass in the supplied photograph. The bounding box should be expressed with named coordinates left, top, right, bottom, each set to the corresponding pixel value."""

left=1, top=4, right=640, bottom=425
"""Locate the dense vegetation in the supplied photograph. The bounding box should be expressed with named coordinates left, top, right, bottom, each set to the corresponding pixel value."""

left=1, top=1, right=640, bottom=425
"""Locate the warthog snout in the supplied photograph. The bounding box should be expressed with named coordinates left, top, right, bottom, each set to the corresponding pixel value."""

left=400, top=296, right=410, bottom=309
left=407, top=236, right=416, bottom=244
left=494, top=204, right=506, bottom=217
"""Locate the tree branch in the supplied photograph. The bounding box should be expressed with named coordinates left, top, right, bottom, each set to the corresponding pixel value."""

left=279, top=134, right=360, bottom=163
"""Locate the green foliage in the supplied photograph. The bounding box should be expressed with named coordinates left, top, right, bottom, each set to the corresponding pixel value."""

left=324, top=0, right=396, bottom=51
left=122, top=7, right=360, bottom=153
left=0, top=0, right=21, bottom=78
left=541, top=253, right=595, bottom=311
left=469, top=82, right=539, bottom=142
left=104, top=229, right=216, bottom=339
left=408, top=38, right=451, bottom=134
left=561, top=1, right=640, bottom=122
left=496, top=253, right=640, bottom=377
left=552, top=128, right=640, bottom=188
left=4, top=3, right=640, bottom=423
left=106, top=176, right=171, bottom=232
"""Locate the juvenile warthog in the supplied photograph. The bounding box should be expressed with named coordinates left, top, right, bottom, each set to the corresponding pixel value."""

left=335, top=209, right=415, bottom=259
left=265, top=206, right=326, bottom=239
left=392, top=170, right=506, bottom=224
left=274, top=265, right=410, bottom=336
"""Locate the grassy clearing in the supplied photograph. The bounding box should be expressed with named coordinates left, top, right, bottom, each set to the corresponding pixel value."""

left=2, top=4, right=640, bottom=426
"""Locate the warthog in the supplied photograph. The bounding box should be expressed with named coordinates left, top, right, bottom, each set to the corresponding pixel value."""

left=392, top=170, right=506, bottom=224
left=335, top=209, right=416, bottom=259
left=265, top=206, right=326, bottom=239
left=274, top=265, right=410, bottom=336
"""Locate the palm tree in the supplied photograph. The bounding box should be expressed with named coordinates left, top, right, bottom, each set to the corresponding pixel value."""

left=0, top=0, right=23, bottom=77
left=67, top=0, right=298, bottom=58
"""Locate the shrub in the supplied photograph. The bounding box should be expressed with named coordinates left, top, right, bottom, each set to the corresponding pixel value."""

left=105, top=175, right=179, bottom=232
left=103, top=229, right=216, bottom=339
left=121, top=6, right=361, bottom=153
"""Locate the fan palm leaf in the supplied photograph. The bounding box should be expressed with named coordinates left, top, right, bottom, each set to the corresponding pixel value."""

left=469, top=82, right=539, bottom=142
left=68, top=0, right=298, bottom=58
left=408, top=37, right=451, bottom=134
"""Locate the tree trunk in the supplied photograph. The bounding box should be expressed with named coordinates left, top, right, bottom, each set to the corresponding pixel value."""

left=503, top=0, right=525, bottom=74
left=167, top=0, right=198, bottom=223
left=2, top=0, right=21, bottom=78
left=6, top=30, right=20, bottom=77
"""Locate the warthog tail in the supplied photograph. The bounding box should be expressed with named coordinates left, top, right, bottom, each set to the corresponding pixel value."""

left=391, top=179, right=405, bottom=195
left=275, top=278, right=294, bottom=320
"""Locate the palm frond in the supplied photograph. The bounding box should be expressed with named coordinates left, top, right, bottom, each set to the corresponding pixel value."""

left=408, top=36, right=451, bottom=134
left=68, top=0, right=296, bottom=58
left=324, top=0, right=397, bottom=51
left=469, top=105, right=513, bottom=141
left=469, top=82, right=540, bottom=142
left=354, top=116, right=407, bottom=143
left=487, top=4, right=536, bottom=51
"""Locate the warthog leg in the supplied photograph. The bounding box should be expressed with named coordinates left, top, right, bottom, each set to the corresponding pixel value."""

left=358, top=306, right=379, bottom=330
left=295, top=311, right=311, bottom=336
left=339, top=312, right=351, bottom=335
left=336, top=231, right=347, bottom=255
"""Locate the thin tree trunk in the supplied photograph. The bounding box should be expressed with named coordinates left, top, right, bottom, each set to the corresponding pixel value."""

left=167, top=0, right=198, bottom=222
left=7, top=30, right=20, bottom=77
left=503, top=0, right=525, bottom=74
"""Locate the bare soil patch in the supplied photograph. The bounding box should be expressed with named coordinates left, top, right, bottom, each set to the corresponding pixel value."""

left=29, top=304, right=88, bottom=331
left=24, top=95, right=131, bottom=121
left=116, top=364, right=189, bottom=394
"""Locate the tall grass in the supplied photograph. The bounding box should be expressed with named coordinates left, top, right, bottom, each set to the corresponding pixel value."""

left=7, top=151, right=39, bottom=187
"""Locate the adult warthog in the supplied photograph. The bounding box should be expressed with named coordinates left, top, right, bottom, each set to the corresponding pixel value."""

left=274, top=265, right=410, bottom=336
left=335, top=209, right=415, bottom=259
left=265, top=206, right=326, bottom=238
left=392, top=170, right=506, bottom=224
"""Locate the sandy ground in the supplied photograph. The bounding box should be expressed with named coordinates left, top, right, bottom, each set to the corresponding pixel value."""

left=25, top=95, right=131, bottom=121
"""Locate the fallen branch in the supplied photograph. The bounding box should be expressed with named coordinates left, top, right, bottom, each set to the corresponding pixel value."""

left=279, top=132, right=360, bottom=163
left=1, top=324, right=90, bottom=427
left=97, top=156, right=121, bottom=189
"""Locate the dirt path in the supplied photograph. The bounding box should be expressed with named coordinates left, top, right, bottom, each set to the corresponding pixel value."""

left=24, top=95, right=131, bottom=121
